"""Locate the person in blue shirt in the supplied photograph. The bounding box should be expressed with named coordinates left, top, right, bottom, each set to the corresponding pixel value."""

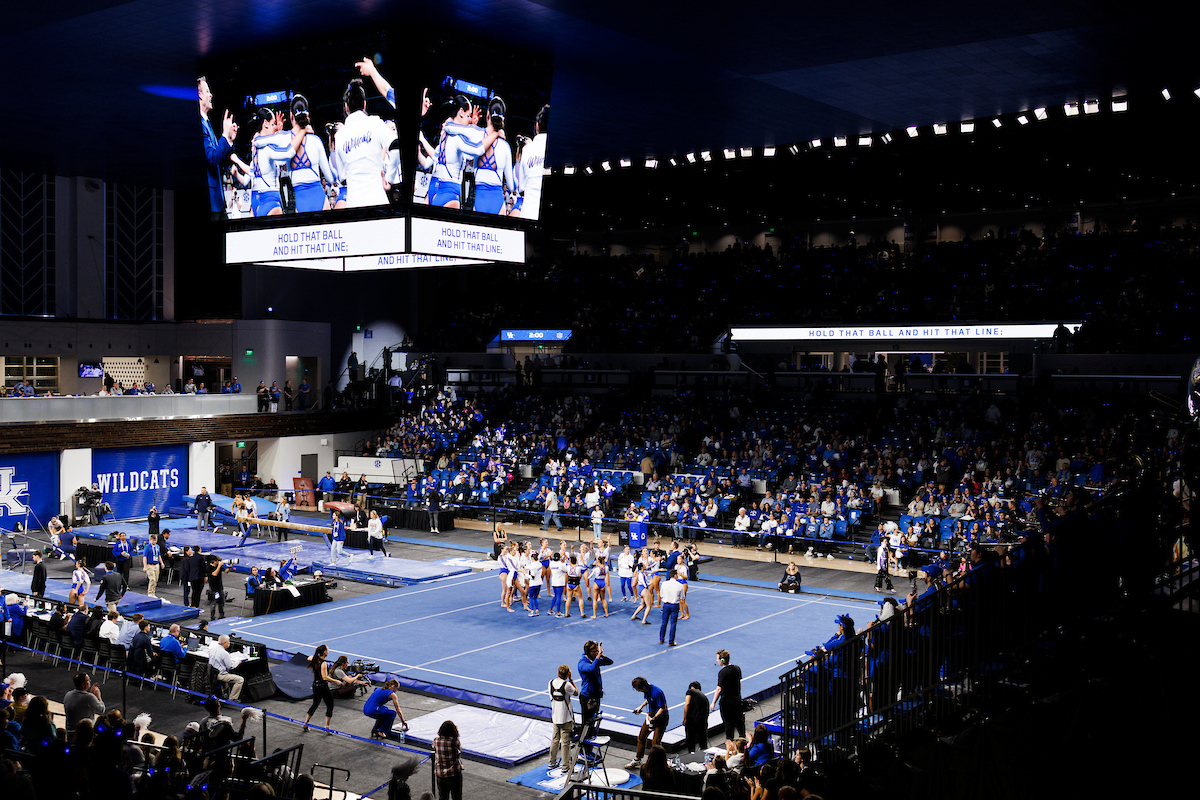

left=577, top=639, right=612, bottom=727
left=269, top=381, right=281, bottom=409
left=363, top=679, right=407, bottom=739
left=160, top=623, right=188, bottom=661
left=231, top=377, right=242, bottom=393
left=195, top=487, right=213, bottom=531
left=112, top=531, right=133, bottom=585
left=297, top=378, right=311, bottom=410
left=746, top=724, right=776, bottom=769
left=199, top=76, right=236, bottom=217
left=317, top=471, right=337, bottom=504
left=280, top=555, right=299, bottom=582
left=329, top=510, right=346, bottom=564
left=142, top=533, right=162, bottom=598
left=626, top=677, right=668, bottom=769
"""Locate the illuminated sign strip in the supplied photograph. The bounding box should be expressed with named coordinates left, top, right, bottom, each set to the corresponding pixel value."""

left=501, top=329, right=572, bottom=342
left=226, top=218, right=407, bottom=264
left=730, top=323, right=1078, bottom=342
left=410, top=217, right=526, bottom=264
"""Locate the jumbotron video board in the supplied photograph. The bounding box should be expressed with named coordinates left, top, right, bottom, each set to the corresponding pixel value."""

left=201, top=28, right=551, bottom=270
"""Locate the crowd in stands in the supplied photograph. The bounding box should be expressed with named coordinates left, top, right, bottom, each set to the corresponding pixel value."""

left=418, top=227, right=1200, bottom=356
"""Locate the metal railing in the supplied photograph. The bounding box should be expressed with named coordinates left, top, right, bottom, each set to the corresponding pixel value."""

left=556, top=784, right=699, bottom=800
left=778, top=488, right=1125, bottom=757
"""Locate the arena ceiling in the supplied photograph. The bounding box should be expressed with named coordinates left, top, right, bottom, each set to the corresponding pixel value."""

left=0, top=1, right=1188, bottom=186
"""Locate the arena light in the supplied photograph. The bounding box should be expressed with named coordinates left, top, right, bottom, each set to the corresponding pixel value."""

left=700, top=150, right=712, bottom=161
left=600, top=160, right=611, bottom=172
left=857, top=135, right=872, bottom=146
left=960, top=121, right=975, bottom=133
left=933, top=123, right=947, bottom=135
left=740, top=147, right=753, bottom=157
left=992, top=118, right=1002, bottom=128
left=1161, top=88, right=1172, bottom=100
left=881, top=133, right=892, bottom=144
left=686, top=152, right=697, bottom=163
left=906, top=126, right=919, bottom=138
left=563, top=166, right=576, bottom=175
left=1112, top=95, right=1129, bottom=111
left=584, top=166, right=594, bottom=174
left=833, top=136, right=847, bottom=147
left=763, top=146, right=776, bottom=157
left=1033, top=107, right=1048, bottom=120
left=809, top=138, right=822, bottom=148
left=1017, top=114, right=1029, bottom=125
left=723, top=148, right=737, bottom=159
left=669, top=157, right=679, bottom=166
left=788, top=144, right=799, bottom=155
left=645, top=158, right=658, bottom=169
left=619, top=158, right=631, bottom=168
left=1193, top=87, right=1200, bottom=99
left=1083, top=99, right=1100, bottom=114
left=1063, top=102, right=1079, bottom=116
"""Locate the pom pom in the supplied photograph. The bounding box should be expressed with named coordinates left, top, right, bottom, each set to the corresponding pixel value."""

left=135, top=713, right=153, bottom=734
left=241, top=707, right=263, bottom=723
left=4, top=673, right=26, bottom=689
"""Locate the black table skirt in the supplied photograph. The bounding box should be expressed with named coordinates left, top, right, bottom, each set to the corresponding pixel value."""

left=369, top=506, right=456, bottom=535
left=252, top=581, right=329, bottom=616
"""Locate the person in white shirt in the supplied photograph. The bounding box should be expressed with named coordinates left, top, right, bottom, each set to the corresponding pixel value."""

left=547, top=664, right=579, bottom=770
left=549, top=552, right=568, bottom=617
left=509, top=104, right=548, bottom=220
left=207, top=634, right=244, bottom=700
left=336, top=79, right=397, bottom=208
left=733, top=508, right=751, bottom=548
left=617, top=545, right=636, bottom=601
left=591, top=506, right=604, bottom=541
left=659, top=576, right=686, bottom=646
left=98, top=611, right=121, bottom=644
left=367, top=509, right=385, bottom=556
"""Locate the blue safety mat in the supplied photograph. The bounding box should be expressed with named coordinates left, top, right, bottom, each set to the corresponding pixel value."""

left=71, top=520, right=253, bottom=553
left=404, top=704, right=553, bottom=766
left=209, top=540, right=330, bottom=574
left=0, top=570, right=195, bottom=620
left=210, top=571, right=879, bottom=736
left=164, top=528, right=265, bottom=552
left=310, top=554, right=473, bottom=584
left=270, top=653, right=319, bottom=700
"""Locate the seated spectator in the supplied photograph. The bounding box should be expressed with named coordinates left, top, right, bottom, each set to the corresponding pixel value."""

left=64, top=672, right=105, bottom=737
left=19, top=696, right=57, bottom=753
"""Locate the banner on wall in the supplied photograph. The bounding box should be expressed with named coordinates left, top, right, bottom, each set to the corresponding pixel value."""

left=92, top=445, right=188, bottom=520
left=0, top=452, right=59, bottom=528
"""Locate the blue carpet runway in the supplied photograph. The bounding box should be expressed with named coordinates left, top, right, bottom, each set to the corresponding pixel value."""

left=210, top=572, right=877, bottom=732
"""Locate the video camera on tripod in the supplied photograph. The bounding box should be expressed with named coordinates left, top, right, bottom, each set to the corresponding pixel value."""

left=75, top=485, right=111, bottom=524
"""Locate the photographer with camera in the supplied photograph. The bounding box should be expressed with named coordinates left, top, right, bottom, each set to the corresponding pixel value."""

left=331, top=655, right=372, bottom=699
left=363, top=678, right=407, bottom=740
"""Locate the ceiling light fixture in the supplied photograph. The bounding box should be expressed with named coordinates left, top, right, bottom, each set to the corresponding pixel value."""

left=906, top=126, right=919, bottom=138
left=933, top=123, right=947, bottom=135
left=960, top=122, right=975, bottom=133
left=1034, top=107, right=1048, bottom=120
left=834, top=136, right=847, bottom=147
left=763, top=146, right=776, bottom=157
left=992, top=118, right=1002, bottom=128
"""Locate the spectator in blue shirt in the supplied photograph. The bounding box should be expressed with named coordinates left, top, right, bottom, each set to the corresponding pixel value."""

left=160, top=624, right=187, bottom=660
left=318, top=471, right=337, bottom=503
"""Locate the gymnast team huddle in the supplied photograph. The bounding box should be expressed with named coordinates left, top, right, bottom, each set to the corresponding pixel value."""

left=492, top=530, right=692, bottom=623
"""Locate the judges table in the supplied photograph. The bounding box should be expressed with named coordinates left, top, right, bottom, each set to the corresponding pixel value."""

left=251, top=579, right=329, bottom=616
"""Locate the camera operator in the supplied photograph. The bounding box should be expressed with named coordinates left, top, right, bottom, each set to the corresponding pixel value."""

left=331, top=655, right=373, bottom=699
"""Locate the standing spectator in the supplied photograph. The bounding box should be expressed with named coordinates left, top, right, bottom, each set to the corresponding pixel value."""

left=269, top=380, right=281, bottom=411
left=433, top=720, right=463, bottom=800
left=874, top=541, right=895, bottom=592
left=63, top=673, right=105, bottom=737
left=347, top=351, right=360, bottom=383
left=231, top=376, right=242, bottom=393
left=547, top=665, right=579, bottom=770
left=196, top=486, right=213, bottom=530
left=142, top=532, right=161, bottom=598
left=297, top=377, right=311, bottom=410
left=683, top=680, right=710, bottom=753
left=713, top=649, right=745, bottom=746
left=29, top=551, right=47, bottom=597
left=577, top=639, right=612, bottom=727
left=208, top=553, right=228, bottom=620
left=98, top=561, right=127, bottom=614
left=541, top=487, right=563, bottom=532
left=112, top=531, right=133, bottom=585
left=283, top=379, right=295, bottom=411
left=367, top=509, right=385, bottom=555
left=256, top=381, right=269, bottom=412
left=208, top=635, right=244, bottom=700
left=626, top=677, right=669, bottom=770
left=428, top=486, right=442, bottom=535
left=318, top=471, right=337, bottom=505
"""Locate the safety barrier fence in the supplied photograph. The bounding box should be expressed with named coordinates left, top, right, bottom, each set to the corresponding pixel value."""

left=777, top=486, right=1125, bottom=758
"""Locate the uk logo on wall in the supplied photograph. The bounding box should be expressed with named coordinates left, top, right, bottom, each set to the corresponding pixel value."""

left=0, top=452, right=60, bottom=527
left=93, top=445, right=188, bottom=520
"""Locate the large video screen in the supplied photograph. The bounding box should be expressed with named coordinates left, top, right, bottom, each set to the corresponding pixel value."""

left=414, top=35, right=553, bottom=221
left=199, top=30, right=398, bottom=221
